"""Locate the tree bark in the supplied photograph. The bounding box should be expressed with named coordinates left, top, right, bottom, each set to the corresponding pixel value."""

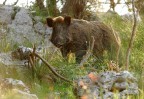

left=61, top=0, right=87, bottom=19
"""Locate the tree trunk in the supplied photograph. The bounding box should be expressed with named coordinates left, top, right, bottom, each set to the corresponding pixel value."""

left=61, top=0, right=87, bottom=19
left=36, top=0, right=45, bottom=9
left=125, top=0, right=138, bottom=70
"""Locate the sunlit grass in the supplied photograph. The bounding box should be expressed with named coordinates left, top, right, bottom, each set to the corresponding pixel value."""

left=0, top=14, right=144, bottom=98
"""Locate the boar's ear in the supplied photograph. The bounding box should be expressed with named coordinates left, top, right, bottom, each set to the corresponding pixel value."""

left=46, top=17, right=53, bottom=27
left=64, top=16, right=71, bottom=26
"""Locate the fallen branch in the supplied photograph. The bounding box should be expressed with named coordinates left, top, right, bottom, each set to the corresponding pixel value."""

left=34, top=53, right=72, bottom=83
left=12, top=46, right=72, bottom=83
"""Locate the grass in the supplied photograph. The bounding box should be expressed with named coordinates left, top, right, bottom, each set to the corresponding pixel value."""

left=0, top=14, right=144, bottom=98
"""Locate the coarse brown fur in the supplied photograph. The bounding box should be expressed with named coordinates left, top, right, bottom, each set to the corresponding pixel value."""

left=46, top=16, right=121, bottom=63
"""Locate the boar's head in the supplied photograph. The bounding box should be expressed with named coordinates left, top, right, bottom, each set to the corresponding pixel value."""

left=46, top=16, right=72, bottom=48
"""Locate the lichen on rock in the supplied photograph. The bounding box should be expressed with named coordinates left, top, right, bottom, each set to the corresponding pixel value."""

left=74, top=71, right=139, bottom=99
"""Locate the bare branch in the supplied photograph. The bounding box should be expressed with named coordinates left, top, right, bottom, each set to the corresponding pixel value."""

left=12, top=0, right=19, bottom=6
left=12, top=46, right=72, bottom=83
left=125, top=0, right=138, bottom=70
left=3, top=0, right=7, bottom=5
left=34, top=53, right=72, bottom=83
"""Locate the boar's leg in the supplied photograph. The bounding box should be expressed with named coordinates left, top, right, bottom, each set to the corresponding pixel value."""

left=75, top=50, right=86, bottom=63
left=60, top=47, right=69, bottom=60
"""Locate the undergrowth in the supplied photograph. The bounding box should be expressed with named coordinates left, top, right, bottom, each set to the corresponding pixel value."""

left=0, top=14, right=144, bottom=98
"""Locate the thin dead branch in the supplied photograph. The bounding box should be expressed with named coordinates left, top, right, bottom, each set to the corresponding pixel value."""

left=34, top=53, right=72, bottom=83
left=11, top=46, right=72, bottom=83
left=79, top=36, right=95, bottom=67
left=125, top=0, right=138, bottom=70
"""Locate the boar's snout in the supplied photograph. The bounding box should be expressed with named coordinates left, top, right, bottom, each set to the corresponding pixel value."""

left=50, top=36, right=65, bottom=48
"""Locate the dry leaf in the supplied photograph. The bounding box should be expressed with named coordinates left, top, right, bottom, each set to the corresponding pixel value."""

left=80, top=95, right=88, bottom=99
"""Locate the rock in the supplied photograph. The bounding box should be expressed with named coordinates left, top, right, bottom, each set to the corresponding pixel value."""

left=0, top=5, right=52, bottom=46
left=103, top=92, right=114, bottom=99
left=11, top=46, right=33, bottom=60
left=7, top=7, right=42, bottom=45
left=1, top=78, right=29, bottom=93
left=0, top=52, right=26, bottom=66
left=33, top=16, right=52, bottom=38
left=0, top=45, right=56, bottom=66
left=8, top=24, right=40, bottom=44
left=0, top=5, right=14, bottom=24
left=12, top=89, right=38, bottom=99
left=99, top=71, right=116, bottom=83
left=33, top=16, right=52, bottom=44
left=12, top=8, right=33, bottom=26
left=113, top=82, right=128, bottom=91
left=45, top=26, right=53, bottom=38
left=74, top=71, right=139, bottom=99
left=47, top=92, right=61, bottom=99
left=34, top=22, right=46, bottom=35
left=0, top=77, right=38, bottom=99
left=114, top=71, right=137, bottom=83
left=98, top=71, right=116, bottom=90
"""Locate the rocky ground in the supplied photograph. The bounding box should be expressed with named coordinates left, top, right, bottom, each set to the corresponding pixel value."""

left=0, top=4, right=52, bottom=46
left=0, top=77, right=38, bottom=99
left=74, top=71, right=139, bottom=99
left=0, top=4, right=54, bottom=98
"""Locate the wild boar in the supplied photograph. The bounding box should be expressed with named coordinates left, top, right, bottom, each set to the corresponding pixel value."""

left=46, top=16, right=121, bottom=63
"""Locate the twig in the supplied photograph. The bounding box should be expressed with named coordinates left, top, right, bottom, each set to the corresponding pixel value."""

left=34, top=53, right=72, bottom=83
left=12, top=0, right=19, bottom=6
left=79, top=36, right=95, bottom=67
left=32, top=44, right=36, bottom=64
left=125, top=0, right=138, bottom=70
